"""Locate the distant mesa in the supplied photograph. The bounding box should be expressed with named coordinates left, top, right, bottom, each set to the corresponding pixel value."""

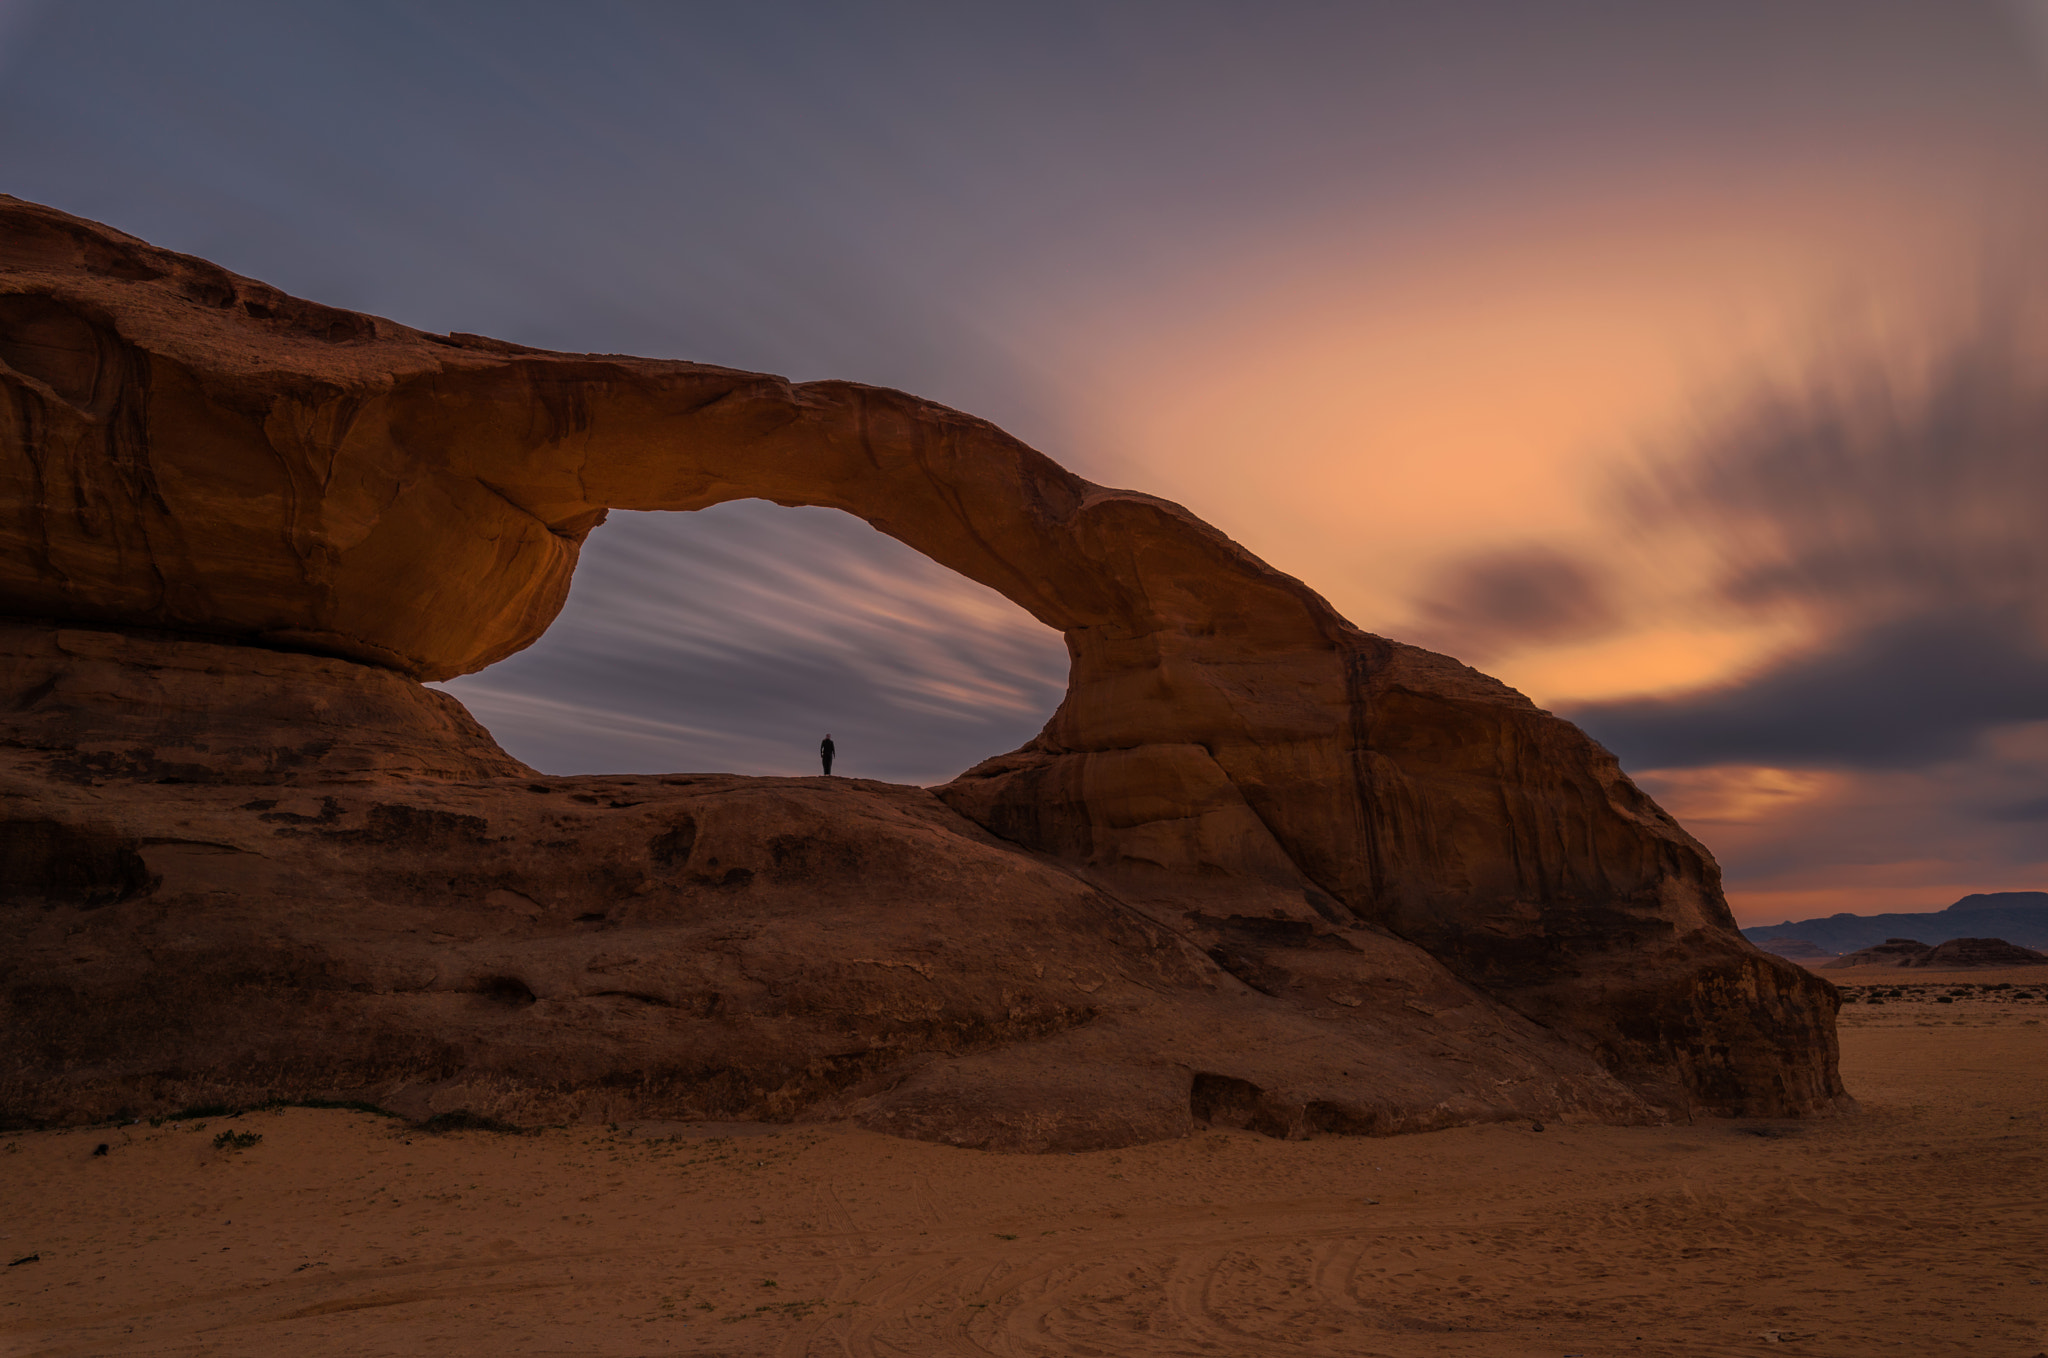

left=1920, top=937, right=2048, bottom=968
left=1745, top=894, right=2048, bottom=954
left=1825, top=938, right=1935, bottom=969
left=1757, top=939, right=1835, bottom=961
left=0, top=197, right=1843, bottom=1146
left=1823, top=937, right=2048, bottom=970
left=1946, top=891, right=2048, bottom=913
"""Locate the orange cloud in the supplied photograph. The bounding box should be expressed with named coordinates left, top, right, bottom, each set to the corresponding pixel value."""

left=1632, top=765, right=1839, bottom=825
left=1053, top=162, right=2015, bottom=709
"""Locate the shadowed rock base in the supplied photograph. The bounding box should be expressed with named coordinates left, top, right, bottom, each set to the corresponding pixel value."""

left=1, top=624, right=1839, bottom=1147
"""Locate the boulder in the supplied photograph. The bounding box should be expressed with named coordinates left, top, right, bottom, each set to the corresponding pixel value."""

left=0, top=198, right=1844, bottom=1140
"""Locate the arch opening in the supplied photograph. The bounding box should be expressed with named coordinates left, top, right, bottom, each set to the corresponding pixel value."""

left=436, top=500, right=1071, bottom=784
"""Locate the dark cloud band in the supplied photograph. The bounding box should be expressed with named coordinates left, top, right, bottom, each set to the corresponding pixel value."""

left=1568, top=609, right=2048, bottom=770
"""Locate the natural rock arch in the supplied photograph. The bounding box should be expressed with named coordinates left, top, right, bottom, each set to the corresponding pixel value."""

left=437, top=499, right=1075, bottom=784
left=0, top=196, right=1841, bottom=1129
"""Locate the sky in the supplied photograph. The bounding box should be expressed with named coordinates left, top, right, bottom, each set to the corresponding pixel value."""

left=4, top=0, right=2048, bottom=924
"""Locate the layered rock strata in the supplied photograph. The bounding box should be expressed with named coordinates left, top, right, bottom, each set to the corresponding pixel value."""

left=0, top=198, right=1843, bottom=1141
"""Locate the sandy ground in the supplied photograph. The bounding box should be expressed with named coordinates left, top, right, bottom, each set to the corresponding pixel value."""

left=5, top=973, right=2046, bottom=1358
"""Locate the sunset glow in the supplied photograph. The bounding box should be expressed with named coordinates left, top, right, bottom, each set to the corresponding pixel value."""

left=8, top=1, right=2048, bottom=926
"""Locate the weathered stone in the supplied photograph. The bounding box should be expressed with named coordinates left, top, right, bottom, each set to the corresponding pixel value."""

left=0, top=198, right=1844, bottom=1140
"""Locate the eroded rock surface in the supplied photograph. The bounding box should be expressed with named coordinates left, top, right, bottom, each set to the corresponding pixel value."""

left=1, top=623, right=1653, bottom=1146
left=0, top=199, right=1844, bottom=1141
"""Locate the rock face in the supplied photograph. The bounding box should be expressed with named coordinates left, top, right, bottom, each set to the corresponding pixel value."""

left=0, top=198, right=1844, bottom=1142
left=2, top=623, right=1650, bottom=1146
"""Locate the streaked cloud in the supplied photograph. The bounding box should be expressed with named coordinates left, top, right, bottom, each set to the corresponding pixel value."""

left=437, top=504, right=1069, bottom=785
left=1569, top=304, right=2048, bottom=769
left=1403, top=546, right=1619, bottom=663
left=7, top=2, right=2048, bottom=918
left=1629, top=765, right=1838, bottom=826
left=1531, top=304, right=2048, bottom=920
left=1573, top=609, right=2048, bottom=771
left=1636, top=721, right=2048, bottom=922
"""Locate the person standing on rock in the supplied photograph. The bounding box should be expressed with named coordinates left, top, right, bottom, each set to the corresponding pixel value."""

left=820, top=733, right=835, bottom=776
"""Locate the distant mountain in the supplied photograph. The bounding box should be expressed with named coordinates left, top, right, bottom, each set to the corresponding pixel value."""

left=1820, top=936, right=2048, bottom=969
left=1742, top=893, right=2048, bottom=953
left=1946, top=892, right=2048, bottom=912
left=1825, top=938, right=1933, bottom=968
left=1756, top=938, right=1834, bottom=961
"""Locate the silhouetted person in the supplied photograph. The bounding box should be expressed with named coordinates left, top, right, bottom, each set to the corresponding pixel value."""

left=820, top=733, right=835, bottom=776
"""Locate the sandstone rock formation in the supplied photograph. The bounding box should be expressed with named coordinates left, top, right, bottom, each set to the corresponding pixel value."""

left=3, top=620, right=1650, bottom=1146
left=0, top=198, right=1844, bottom=1143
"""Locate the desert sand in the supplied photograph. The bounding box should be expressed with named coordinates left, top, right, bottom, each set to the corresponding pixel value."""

left=3, top=971, right=2040, bottom=1357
